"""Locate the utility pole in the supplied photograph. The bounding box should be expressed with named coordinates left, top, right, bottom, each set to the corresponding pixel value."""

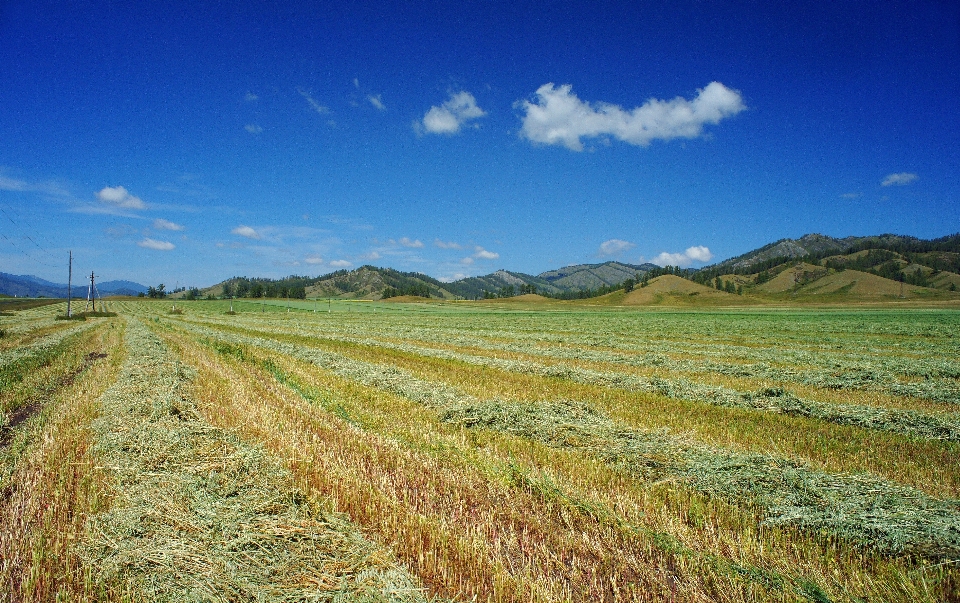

left=66, top=251, right=72, bottom=317
left=85, top=271, right=96, bottom=312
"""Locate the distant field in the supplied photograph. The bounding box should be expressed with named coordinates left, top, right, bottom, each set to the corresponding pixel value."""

left=2, top=300, right=959, bottom=601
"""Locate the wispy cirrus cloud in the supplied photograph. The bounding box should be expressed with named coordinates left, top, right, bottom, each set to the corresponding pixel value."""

left=434, top=239, right=462, bottom=250
left=368, top=94, right=386, bottom=111
left=518, top=81, right=745, bottom=151
left=97, top=185, right=146, bottom=209
left=881, top=172, right=918, bottom=186
left=419, top=91, right=486, bottom=135
left=397, top=237, right=423, bottom=248
left=138, top=238, right=175, bottom=251
left=297, top=87, right=330, bottom=115
left=0, top=174, right=69, bottom=197
left=598, top=239, right=635, bottom=257
left=244, top=124, right=263, bottom=134
left=652, top=245, right=713, bottom=267
left=153, top=218, right=184, bottom=231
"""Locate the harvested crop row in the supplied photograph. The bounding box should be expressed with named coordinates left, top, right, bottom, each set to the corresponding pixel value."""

left=176, top=315, right=960, bottom=442
left=0, top=320, right=94, bottom=373
left=164, top=317, right=960, bottom=561
left=162, top=313, right=960, bottom=500
left=155, top=320, right=857, bottom=603
left=179, top=311, right=960, bottom=405
left=82, top=317, right=436, bottom=602
left=0, top=318, right=121, bottom=603
left=271, top=329, right=960, bottom=442
left=0, top=321, right=107, bottom=454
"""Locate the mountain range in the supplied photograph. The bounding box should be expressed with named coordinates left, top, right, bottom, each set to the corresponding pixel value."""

left=3, top=232, right=959, bottom=301
left=0, top=273, right=147, bottom=298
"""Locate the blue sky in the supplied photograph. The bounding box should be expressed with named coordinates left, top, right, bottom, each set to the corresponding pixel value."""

left=1, top=0, right=958, bottom=288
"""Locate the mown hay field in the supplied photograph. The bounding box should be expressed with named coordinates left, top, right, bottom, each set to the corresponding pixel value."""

left=1, top=299, right=959, bottom=602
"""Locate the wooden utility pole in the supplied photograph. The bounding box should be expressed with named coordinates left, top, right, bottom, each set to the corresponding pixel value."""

left=66, top=251, right=72, bottom=317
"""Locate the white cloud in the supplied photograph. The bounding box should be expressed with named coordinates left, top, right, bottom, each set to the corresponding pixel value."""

left=368, top=94, right=386, bottom=111
left=0, top=174, right=69, bottom=197
left=297, top=87, right=330, bottom=114
left=881, top=172, right=918, bottom=186
left=138, top=238, right=175, bottom=251
left=245, top=92, right=258, bottom=102
left=361, top=251, right=381, bottom=261
left=598, top=239, right=635, bottom=256
left=245, top=124, right=263, bottom=134
left=438, top=272, right=469, bottom=283
left=434, top=239, right=462, bottom=249
left=420, top=91, right=486, bottom=135
left=97, top=185, right=145, bottom=209
left=518, top=81, right=745, bottom=151
left=304, top=256, right=324, bottom=265
left=329, top=259, right=352, bottom=268
left=474, top=246, right=499, bottom=260
left=840, top=192, right=862, bottom=199
left=398, top=237, right=423, bottom=248
left=231, top=225, right=261, bottom=239
left=652, top=245, right=713, bottom=267
left=460, top=257, right=474, bottom=265
left=153, top=218, right=184, bottom=231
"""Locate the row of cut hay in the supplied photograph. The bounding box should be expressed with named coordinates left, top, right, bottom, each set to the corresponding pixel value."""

left=178, top=316, right=960, bottom=442
left=0, top=319, right=95, bottom=370
left=0, top=317, right=80, bottom=354
left=166, top=318, right=960, bottom=561
left=372, top=327, right=960, bottom=404
left=0, top=319, right=122, bottom=602
left=176, top=310, right=960, bottom=404
left=297, top=332, right=960, bottom=439
left=441, top=399, right=960, bottom=560
left=0, top=322, right=106, bottom=444
left=82, top=317, right=438, bottom=602
left=157, top=319, right=846, bottom=603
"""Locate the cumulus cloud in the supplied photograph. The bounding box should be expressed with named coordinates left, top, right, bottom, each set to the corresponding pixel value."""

left=881, top=172, right=918, bottom=186
left=245, top=124, right=263, bottom=134
left=434, top=239, right=462, bottom=249
left=368, top=94, right=386, bottom=111
left=153, top=218, right=184, bottom=231
left=473, top=246, right=499, bottom=260
left=97, top=186, right=145, bottom=209
left=304, top=256, right=324, bottom=265
left=598, top=239, right=635, bottom=256
left=438, top=273, right=469, bottom=283
left=297, top=87, right=330, bottom=114
left=460, top=257, right=474, bottom=265
left=138, top=238, right=175, bottom=251
left=420, top=91, right=486, bottom=135
left=518, top=82, right=745, bottom=151
left=231, top=225, right=261, bottom=239
left=652, top=245, right=713, bottom=267
left=398, top=237, right=423, bottom=248
left=329, top=259, right=352, bottom=268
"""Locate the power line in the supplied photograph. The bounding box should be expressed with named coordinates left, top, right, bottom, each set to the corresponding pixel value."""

left=0, top=231, right=59, bottom=269
left=0, top=201, right=61, bottom=261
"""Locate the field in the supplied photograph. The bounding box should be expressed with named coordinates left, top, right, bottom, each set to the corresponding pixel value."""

left=1, top=299, right=959, bottom=602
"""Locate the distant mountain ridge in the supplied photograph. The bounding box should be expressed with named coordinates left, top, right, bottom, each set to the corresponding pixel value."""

left=0, top=273, right=148, bottom=298
left=5, top=232, right=958, bottom=300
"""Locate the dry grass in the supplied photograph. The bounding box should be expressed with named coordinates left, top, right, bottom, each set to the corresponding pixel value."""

left=146, top=316, right=956, bottom=600
left=0, top=319, right=123, bottom=602
left=81, top=317, right=436, bottom=602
